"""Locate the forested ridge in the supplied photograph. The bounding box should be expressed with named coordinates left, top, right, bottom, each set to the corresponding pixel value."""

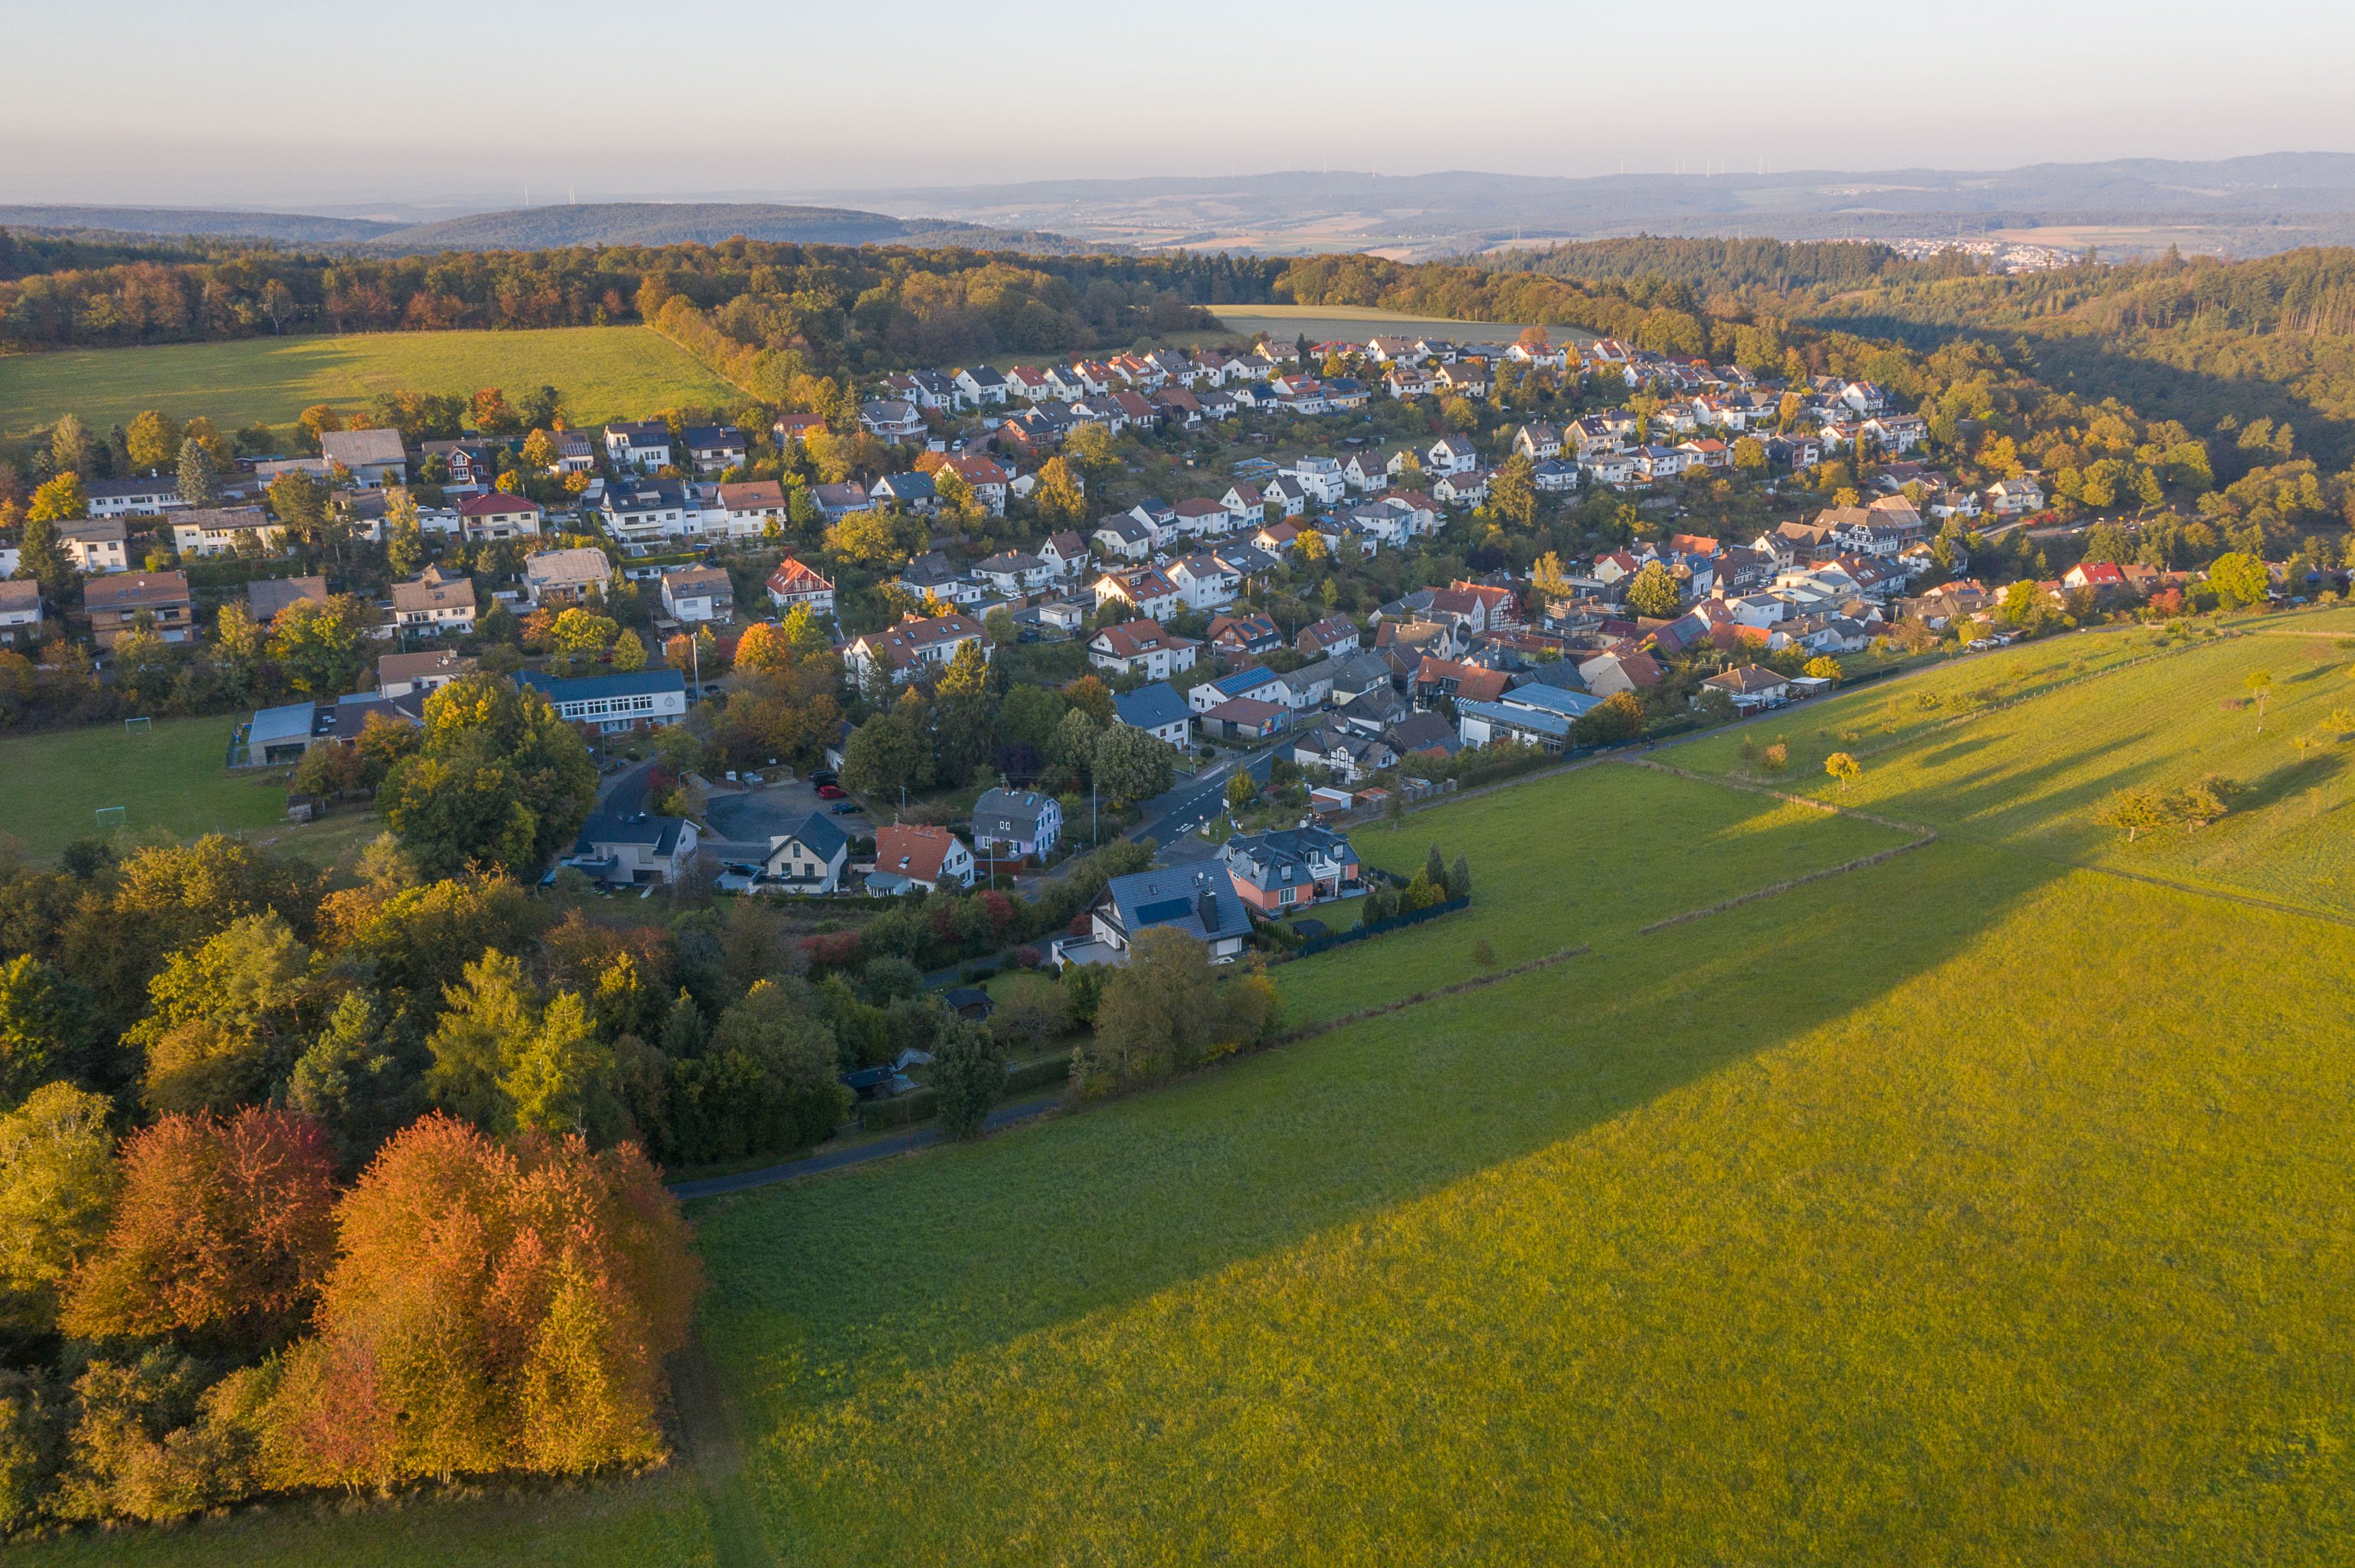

left=0, top=232, right=1285, bottom=370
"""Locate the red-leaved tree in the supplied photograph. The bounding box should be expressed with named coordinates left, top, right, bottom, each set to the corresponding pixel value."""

left=260, top=1115, right=701, bottom=1490
left=61, top=1108, right=338, bottom=1353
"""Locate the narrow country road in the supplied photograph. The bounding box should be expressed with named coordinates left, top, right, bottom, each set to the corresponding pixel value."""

left=667, top=1093, right=1062, bottom=1200
left=1134, top=740, right=1282, bottom=844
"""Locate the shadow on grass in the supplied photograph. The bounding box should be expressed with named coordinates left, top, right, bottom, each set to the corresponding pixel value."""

left=689, top=834, right=2066, bottom=1447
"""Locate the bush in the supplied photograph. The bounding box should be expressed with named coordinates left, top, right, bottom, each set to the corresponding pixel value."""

left=931, top=1021, right=1003, bottom=1140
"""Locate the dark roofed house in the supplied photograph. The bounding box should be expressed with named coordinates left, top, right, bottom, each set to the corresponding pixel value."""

left=971, top=787, right=1063, bottom=863
left=1083, top=865, right=1253, bottom=962
left=1110, top=682, right=1192, bottom=746
left=1220, top=825, right=1362, bottom=913
left=318, top=427, right=408, bottom=486
left=564, top=812, right=702, bottom=887
left=757, top=812, right=850, bottom=893
left=246, top=576, right=329, bottom=622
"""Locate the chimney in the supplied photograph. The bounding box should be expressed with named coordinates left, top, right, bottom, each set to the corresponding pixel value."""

left=1197, top=887, right=1219, bottom=929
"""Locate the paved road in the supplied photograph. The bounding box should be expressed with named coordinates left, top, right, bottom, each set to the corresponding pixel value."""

left=1135, top=741, right=1281, bottom=844
left=666, top=1093, right=1063, bottom=1199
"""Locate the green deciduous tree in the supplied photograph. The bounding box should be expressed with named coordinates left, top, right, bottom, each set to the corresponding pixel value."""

left=379, top=675, right=598, bottom=877
left=1624, top=561, right=1681, bottom=619
left=0, top=1083, right=117, bottom=1336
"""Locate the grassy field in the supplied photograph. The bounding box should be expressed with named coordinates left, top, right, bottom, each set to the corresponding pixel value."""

left=0, top=327, right=741, bottom=440
left=1207, top=302, right=1595, bottom=348
left=1674, top=617, right=2355, bottom=915
left=28, top=612, right=2355, bottom=1563
left=0, top=716, right=378, bottom=871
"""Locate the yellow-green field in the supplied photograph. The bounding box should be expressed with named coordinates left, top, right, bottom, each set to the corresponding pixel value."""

left=27, top=613, right=2355, bottom=1563
left=1674, top=618, right=2355, bottom=915
left=1209, top=302, right=1595, bottom=348
left=0, top=326, right=742, bottom=440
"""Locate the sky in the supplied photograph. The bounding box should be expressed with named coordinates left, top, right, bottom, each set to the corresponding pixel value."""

left=8, top=0, right=2355, bottom=211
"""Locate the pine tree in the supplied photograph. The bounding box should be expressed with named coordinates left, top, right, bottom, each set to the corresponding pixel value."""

left=175, top=435, right=221, bottom=509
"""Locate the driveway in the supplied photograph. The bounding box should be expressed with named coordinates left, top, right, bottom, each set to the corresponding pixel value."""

left=702, top=779, right=866, bottom=854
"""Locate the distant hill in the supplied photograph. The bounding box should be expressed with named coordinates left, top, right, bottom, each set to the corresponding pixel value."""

left=0, top=204, right=403, bottom=244
left=358, top=201, right=1071, bottom=253
left=831, top=152, right=2355, bottom=260
left=0, top=201, right=1074, bottom=256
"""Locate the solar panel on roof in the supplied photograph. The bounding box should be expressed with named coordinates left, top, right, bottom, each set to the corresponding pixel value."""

left=1133, top=897, right=1195, bottom=924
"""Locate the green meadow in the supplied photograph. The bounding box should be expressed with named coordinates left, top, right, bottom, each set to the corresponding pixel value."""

left=25, top=612, right=2355, bottom=1563
left=0, top=326, right=741, bottom=441
left=1675, top=617, right=2355, bottom=914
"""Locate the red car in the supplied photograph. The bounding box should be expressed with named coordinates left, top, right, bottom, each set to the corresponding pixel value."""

left=816, top=783, right=846, bottom=799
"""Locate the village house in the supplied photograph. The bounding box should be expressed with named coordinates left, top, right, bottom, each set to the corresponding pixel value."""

left=1221, top=825, right=1363, bottom=913
left=754, top=813, right=851, bottom=894
left=244, top=576, right=327, bottom=623
left=564, top=812, right=702, bottom=889
left=1206, top=612, right=1282, bottom=662
left=84, top=479, right=184, bottom=518
left=1288, top=725, right=1396, bottom=785
left=1093, top=565, right=1182, bottom=622
left=1074, top=865, right=1252, bottom=965
left=376, top=648, right=475, bottom=699
left=660, top=564, right=734, bottom=624
left=391, top=566, right=476, bottom=636
left=1039, top=529, right=1091, bottom=578
left=524, top=547, right=610, bottom=608
left=0, top=580, right=42, bottom=645
left=842, top=612, right=989, bottom=687
left=973, top=550, right=1054, bottom=596
left=715, top=479, right=787, bottom=537
left=971, top=787, right=1063, bottom=863
left=56, top=519, right=131, bottom=573
left=1702, top=664, right=1794, bottom=711
left=1297, top=615, right=1362, bottom=658
left=456, top=490, right=544, bottom=541
left=765, top=557, right=836, bottom=615
left=169, top=506, right=285, bottom=558
left=602, top=421, right=672, bottom=472
left=83, top=571, right=192, bottom=648
left=1110, top=681, right=1193, bottom=748
left=319, top=427, right=408, bottom=487
left=1090, top=618, right=1200, bottom=680
left=871, top=823, right=976, bottom=893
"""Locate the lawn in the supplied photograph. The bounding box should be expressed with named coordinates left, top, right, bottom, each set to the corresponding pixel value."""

left=0, top=716, right=286, bottom=861
left=1673, top=615, right=2355, bottom=915
left=0, top=327, right=742, bottom=440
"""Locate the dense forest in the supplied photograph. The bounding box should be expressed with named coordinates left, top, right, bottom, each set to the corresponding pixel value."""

left=1483, top=235, right=1984, bottom=298
left=1781, top=247, right=2355, bottom=469
left=0, top=233, right=1286, bottom=369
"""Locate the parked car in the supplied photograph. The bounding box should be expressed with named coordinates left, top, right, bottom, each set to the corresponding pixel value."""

left=816, top=782, right=846, bottom=799
left=829, top=801, right=859, bottom=815
left=810, top=769, right=839, bottom=786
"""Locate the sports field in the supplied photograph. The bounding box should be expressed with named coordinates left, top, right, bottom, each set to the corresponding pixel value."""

left=0, top=716, right=283, bottom=858
left=0, top=326, right=741, bottom=440
left=26, top=615, right=2355, bottom=1563
left=0, top=715, right=375, bottom=871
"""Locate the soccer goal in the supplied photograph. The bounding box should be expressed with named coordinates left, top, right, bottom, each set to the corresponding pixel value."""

left=95, top=807, right=127, bottom=835
left=123, top=716, right=152, bottom=737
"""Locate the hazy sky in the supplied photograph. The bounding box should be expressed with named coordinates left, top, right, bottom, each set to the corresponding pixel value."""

left=8, top=0, right=2355, bottom=210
